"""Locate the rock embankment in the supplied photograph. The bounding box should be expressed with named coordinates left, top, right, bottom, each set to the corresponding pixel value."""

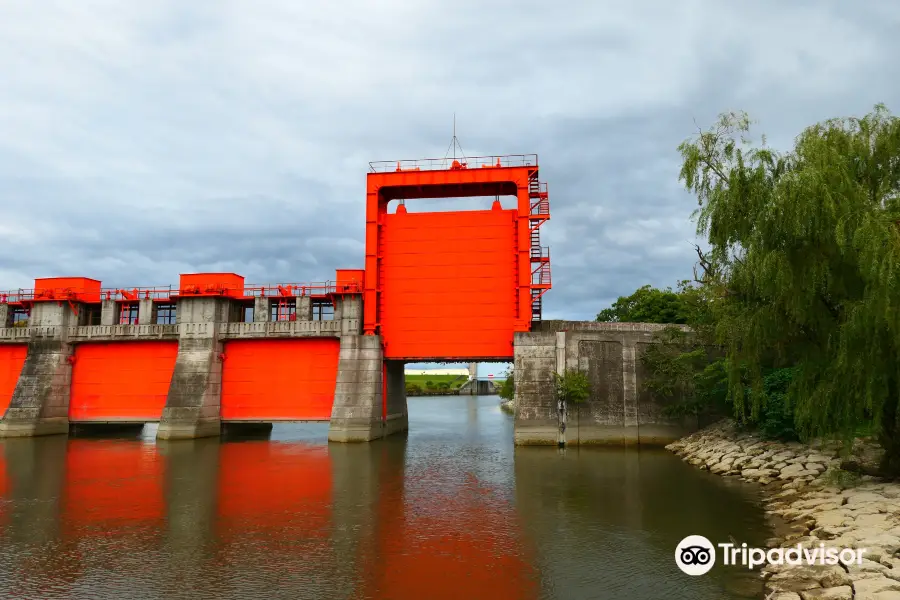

left=667, top=421, right=900, bottom=600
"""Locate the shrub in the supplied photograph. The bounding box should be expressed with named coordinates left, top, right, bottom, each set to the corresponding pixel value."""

left=498, top=370, right=515, bottom=401
left=553, top=369, right=591, bottom=405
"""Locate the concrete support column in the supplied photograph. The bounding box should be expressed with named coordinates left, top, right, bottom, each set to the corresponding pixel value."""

left=100, top=299, right=117, bottom=325
left=138, top=298, right=154, bottom=325
left=333, top=295, right=363, bottom=335
left=329, top=335, right=406, bottom=442
left=383, top=360, right=408, bottom=436
left=513, top=331, right=558, bottom=445
left=296, top=296, right=313, bottom=321
left=252, top=297, right=269, bottom=323
left=0, top=304, right=8, bottom=327
left=157, top=297, right=232, bottom=440
left=0, top=303, right=77, bottom=437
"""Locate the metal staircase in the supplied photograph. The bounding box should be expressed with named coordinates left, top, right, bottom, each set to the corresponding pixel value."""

left=527, top=170, right=551, bottom=323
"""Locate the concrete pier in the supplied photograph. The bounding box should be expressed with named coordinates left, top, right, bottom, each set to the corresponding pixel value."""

left=513, top=321, right=698, bottom=446
left=0, top=303, right=76, bottom=437
left=327, top=335, right=409, bottom=442
left=157, top=297, right=229, bottom=440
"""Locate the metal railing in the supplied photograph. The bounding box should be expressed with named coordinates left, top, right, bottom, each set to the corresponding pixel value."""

left=530, top=246, right=551, bottom=261
left=102, top=286, right=174, bottom=301
left=369, top=154, right=538, bottom=173
left=2, top=280, right=363, bottom=304
left=532, top=262, right=552, bottom=286
left=242, top=281, right=361, bottom=298
left=0, top=289, right=34, bottom=303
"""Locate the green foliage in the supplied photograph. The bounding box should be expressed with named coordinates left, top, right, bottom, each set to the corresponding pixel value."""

left=822, top=467, right=862, bottom=490
left=498, top=370, right=515, bottom=401
left=596, top=284, right=691, bottom=323
left=406, top=383, right=423, bottom=396
left=553, top=369, right=591, bottom=405
left=678, top=104, right=900, bottom=472
left=640, top=326, right=729, bottom=418
left=754, top=367, right=799, bottom=441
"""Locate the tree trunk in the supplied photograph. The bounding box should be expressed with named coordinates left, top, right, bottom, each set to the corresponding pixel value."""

left=879, top=375, right=900, bottom=476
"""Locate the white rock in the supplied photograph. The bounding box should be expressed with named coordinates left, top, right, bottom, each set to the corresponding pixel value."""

left=743, top=468, right=780, bottom=478
left=799, top=586, right=852, bottom=600
left=815, top=511, right=853, bottom=527
left=782, top=463, right=811, bottom=478
left=773, top=451, right=798, bottom=462
left=853, top=576, right=900, bottom=596
left=845, top=492, right=889, bottom=504
left=854, top=514, right=894, bottom=529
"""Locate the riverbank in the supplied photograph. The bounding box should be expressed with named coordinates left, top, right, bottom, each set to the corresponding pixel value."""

left=667, top=421, right=900, bottom=599
left=500, top=399, right=514, bottom=413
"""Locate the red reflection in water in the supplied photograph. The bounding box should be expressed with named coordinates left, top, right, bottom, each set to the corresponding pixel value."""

left=62, top=440, right=164, bottom=533
left=367, top=472, right=538, bottom=600
left=0, top=445, right=7, bottom=527
left=216, top=443, right=332, bottom=538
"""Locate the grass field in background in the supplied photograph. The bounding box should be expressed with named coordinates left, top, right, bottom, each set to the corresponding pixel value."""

left=405, top=374, right=467, bottom=390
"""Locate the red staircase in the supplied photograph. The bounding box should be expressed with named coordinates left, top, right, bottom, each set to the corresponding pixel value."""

left=527, top=171, right=551, bottom=323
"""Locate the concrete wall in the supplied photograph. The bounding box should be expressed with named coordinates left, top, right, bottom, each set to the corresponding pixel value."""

left=514, top=321, right=697, bottom=447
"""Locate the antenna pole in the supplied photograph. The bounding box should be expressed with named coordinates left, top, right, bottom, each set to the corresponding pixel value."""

left=453, top=113, right=456, bottom=160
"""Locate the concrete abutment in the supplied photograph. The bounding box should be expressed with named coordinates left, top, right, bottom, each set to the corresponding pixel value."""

left=513, top=321, right=699, bottom=446
left=326, top=335, right=409, bottom=442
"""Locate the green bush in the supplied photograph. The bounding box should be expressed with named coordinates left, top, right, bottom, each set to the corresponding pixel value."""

left=753, top=367, right=798, bottom=441
left=498, top=370, right=515, bottom=401
left=553, top=369, right=591, bottom=405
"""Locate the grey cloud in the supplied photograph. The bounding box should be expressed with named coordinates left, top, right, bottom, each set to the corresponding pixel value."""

left=1, top=0, right=899, bottom=326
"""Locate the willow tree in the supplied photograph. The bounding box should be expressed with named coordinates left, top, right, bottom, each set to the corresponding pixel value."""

left=678, top=104, right=900, bottom=473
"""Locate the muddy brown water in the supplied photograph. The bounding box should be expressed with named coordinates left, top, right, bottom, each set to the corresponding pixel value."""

left=0, top=396, right=774, bottom=599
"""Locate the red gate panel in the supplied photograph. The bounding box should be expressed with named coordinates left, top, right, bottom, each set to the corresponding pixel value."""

left=380, top=209, right=518, bottom=360
left=0, top=345, right=27, bottom=416
left=69, top=342, right=178, bottom=421
left=220, top=339, right=340, bottom=420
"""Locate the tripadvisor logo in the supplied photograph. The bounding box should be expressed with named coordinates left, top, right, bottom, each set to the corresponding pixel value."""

left=675, top=535, right=867, bottom=576
left=675, top=535, right=716, bottom=576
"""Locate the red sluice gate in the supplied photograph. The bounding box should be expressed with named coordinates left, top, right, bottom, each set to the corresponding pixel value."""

left=0, top=345, right=27, bottom=416
left=69, top=342, right=178, bottom=422
left=220, top=339, right=340, bottom=421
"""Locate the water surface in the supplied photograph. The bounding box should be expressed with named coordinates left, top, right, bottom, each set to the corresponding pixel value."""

left=0, top=396, right=771, bottom=599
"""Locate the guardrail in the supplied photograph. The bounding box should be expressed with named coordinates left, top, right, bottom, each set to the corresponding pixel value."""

left=1, top=281, right=363, bottom=304
left=218, top=320, right=341, bottom=338
left=66, top=324, right=180, bottom=340
left=368, top=154, right=538, bottom=173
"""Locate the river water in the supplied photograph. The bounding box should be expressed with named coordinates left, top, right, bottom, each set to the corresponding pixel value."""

left=0, top=396, right=774, bottom=600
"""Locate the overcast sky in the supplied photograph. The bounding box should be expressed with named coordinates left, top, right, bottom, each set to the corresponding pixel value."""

left=2, top=1, right=899, bottom=329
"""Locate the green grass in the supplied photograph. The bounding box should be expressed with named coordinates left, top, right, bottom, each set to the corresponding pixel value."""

left=405, top=374, right=467, bottom=390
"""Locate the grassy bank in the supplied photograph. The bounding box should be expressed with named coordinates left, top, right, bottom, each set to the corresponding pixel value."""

left=405, top=374, right=467, bottom=396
